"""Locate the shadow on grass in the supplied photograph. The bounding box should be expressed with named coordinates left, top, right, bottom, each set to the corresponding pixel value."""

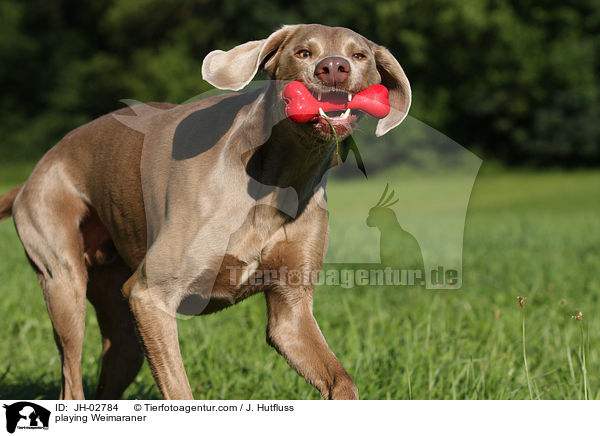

left=0, top=370, right=159, bottom=400
left=0, top=377, right=88, bottom=400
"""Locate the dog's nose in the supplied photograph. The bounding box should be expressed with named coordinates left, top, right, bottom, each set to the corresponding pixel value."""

left=314, top=56, right=350, bottom=86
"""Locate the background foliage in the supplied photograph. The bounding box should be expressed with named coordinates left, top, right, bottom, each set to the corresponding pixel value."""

left=1, top=0, right=599, bottom=165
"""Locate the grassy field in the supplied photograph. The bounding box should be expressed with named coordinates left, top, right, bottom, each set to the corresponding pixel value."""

left=0, top=162, right=599, bottom=399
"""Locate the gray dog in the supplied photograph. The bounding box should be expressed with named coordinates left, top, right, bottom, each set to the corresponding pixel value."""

left=0, top=24, right=410, bottom=399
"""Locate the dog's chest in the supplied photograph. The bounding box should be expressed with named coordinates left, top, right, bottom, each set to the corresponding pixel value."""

left=198, top=208, right=289, bottom=308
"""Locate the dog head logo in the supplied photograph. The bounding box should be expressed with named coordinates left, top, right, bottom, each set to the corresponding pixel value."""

left=3, top=402, right=50, bottom=434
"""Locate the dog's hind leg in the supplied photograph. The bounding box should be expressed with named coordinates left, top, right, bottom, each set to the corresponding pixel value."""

left=13, top=179, right=89, bottom=400
left=87, top=259, right=144, bottom=399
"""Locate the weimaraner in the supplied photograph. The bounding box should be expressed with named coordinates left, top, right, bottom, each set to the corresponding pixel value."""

left=0, top=24, right=411, bottom=400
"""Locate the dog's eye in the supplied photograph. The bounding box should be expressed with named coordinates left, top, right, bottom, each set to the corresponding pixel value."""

left=296, top=49, right=311, bottom=59
left=353, top=53, right=366, bottom=60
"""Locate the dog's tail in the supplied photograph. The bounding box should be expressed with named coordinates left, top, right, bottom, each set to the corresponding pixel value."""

left=0, top=183, right=24, bottom=221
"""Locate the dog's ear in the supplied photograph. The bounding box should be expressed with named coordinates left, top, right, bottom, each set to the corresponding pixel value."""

left=202, top=26, right=295, bottom=91
left=368, top=43, right=411, bottom=136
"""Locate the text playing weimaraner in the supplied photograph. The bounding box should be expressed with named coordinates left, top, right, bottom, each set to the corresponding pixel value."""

left=0, top=24, right=411, bottom=399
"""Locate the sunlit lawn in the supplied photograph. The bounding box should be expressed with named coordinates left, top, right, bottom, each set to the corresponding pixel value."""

left=1, top=162, right=598, bottom=399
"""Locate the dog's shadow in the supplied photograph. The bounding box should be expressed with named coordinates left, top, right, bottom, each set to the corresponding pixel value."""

left=0, top=378, right=81, bottom=400
left=0, top=374, right=161, bottom=400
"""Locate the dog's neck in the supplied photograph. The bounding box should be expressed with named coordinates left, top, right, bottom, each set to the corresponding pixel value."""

left=238, top=83, right=337, bottom=213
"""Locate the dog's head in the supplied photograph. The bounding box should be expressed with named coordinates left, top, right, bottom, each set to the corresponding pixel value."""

left=202, top=24, right=411, bottom=140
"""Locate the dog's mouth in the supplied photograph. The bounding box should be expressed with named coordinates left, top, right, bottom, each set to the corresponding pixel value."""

left=304, top=87, right=362, bottom=138
left=282, top=81, right=390, bottom=140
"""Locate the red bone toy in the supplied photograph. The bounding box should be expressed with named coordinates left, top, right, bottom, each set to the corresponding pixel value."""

left=282, top=81, right=390, bottom=123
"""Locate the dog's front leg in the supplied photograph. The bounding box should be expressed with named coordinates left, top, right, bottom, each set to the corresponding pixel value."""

left=125, top=273, right=193, bottom=400
left=265, top=289, right=359, bottom=400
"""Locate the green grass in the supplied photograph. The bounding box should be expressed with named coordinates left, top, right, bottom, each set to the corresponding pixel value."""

left=0, top=164, right=599, bottom=399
